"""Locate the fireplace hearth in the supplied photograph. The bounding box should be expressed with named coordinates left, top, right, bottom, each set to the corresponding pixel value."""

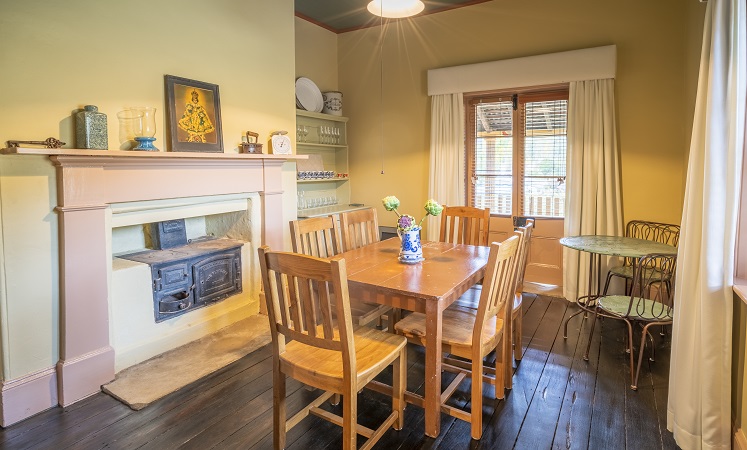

left=119, top=220, right=243, bottom=322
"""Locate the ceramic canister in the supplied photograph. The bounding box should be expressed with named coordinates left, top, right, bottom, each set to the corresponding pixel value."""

left=75, top=105, right=108, bottom=149
left=322, top=91, right=343, bottom=116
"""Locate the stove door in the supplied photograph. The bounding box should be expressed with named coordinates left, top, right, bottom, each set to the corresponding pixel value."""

left=192, top=250, right=242, bottom=305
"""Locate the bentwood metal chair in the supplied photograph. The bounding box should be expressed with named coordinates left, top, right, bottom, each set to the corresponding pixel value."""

left=603, top=220, right=680, bottom=295
left=588, top=252, right=676, bottom=390
left=439, top=206, right=491, bottom=247
left=258, top=246, right=407, bottom=450
left=289, top=217, right=392, bottom=328
left=395, top=235, right=520, bottom=440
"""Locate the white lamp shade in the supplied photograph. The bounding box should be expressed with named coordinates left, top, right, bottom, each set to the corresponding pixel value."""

left=367, top=0, right=425, bottom=18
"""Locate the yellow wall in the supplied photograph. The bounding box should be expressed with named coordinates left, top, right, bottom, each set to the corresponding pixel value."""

left=0, top=0, right=295, bottom=380
left=295, top=17, right=339, bottom=92
left=338, top=0, right=702, bottom=230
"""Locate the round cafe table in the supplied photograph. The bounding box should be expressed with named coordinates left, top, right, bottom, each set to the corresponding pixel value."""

left=559, top=235, right=677, bottom=354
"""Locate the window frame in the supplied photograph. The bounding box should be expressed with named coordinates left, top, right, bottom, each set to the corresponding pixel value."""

left=464, top=84, right=569, bottom=218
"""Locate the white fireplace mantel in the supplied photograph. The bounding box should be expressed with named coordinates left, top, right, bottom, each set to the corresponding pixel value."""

left=1, top=147, right=304, bottom=408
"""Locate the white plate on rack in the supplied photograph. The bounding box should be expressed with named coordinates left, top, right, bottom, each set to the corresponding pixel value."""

left=295, top=77, right=323, bottom=112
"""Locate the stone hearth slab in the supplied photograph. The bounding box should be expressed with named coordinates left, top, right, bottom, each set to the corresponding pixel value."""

left=103, top=314, right=270, bottom=410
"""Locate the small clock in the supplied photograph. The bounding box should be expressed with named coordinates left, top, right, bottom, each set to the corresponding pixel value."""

left=270, top=131, right=292, bottom=155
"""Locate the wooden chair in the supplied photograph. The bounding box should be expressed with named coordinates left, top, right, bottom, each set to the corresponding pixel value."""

left=337, top=209, right=394, bottom=328
left=258, top=246, right=407, bottom=450
left=452, top=221, right=533, bottom=390
left=439, top=205, right=491, bottom=246
left=603, top=220, right=680, bottom=295
left=394, top=235, right=520, bottom=440
left=510, top=219, right=534, bottom=363
left=339, top=208, right=380, bottom=251
left=587, top=253, right=676, bottom=390
left=289, top=217, right=392, bottom=328
left=290, top=216, right=340, bottom=259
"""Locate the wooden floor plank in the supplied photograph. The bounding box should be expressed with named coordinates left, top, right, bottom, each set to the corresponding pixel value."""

left=0, top=295, right=675, bottom=450
left=478, top=296, right=568, bottom=449
left=588, top=317, right=631, bottom=449
left=1, top=394, right=126, bottom=450
left=551, top=305, right=602, bottom=450
left=514, top=301, right=587, bottom=450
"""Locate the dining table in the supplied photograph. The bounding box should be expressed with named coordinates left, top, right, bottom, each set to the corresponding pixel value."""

left=338, top=237, right=490, bottom=438
left=560, top=235, right=677, bottom=358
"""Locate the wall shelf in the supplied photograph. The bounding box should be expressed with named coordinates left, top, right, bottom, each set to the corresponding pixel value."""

left=297, top=178, right=349, bottom=184
left=297, top=204, right=368, bottom=219
left=296, top=110, right=353, bottom=213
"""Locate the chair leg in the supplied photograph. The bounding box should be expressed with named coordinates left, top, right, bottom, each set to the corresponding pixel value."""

left=392, top=348, right=406, bottom=430
left=584, top=308, right=600, bottom=361
left=273, top=360, right=287, bottom=450
left=564, top=306, right=586, bottom=339
left=602, top=271, right=615, bottom=295
left=471, top=356, right=484, bottom=440
left=342, top=387, right=358, bottom=450
left=633, top=323, right=655, bottom=390
left=646, top=329, right=655, bottom=362
left=625, top=320, right=636, bottom=390
left=494, top=336, right=505, bottom=400
left=513, top=308, right=523, bottom=360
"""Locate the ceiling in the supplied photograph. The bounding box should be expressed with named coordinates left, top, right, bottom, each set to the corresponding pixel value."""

left=294, top=0, right=491, bottom=33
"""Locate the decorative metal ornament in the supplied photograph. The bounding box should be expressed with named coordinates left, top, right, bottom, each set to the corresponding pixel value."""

left=6, top=137, right=65, bottom=148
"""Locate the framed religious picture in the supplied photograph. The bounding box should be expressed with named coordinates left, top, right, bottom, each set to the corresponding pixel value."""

left=165, top=75, right=224, bottom=152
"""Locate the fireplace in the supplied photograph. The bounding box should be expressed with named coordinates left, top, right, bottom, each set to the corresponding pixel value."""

left=119, top=219, right=244, bottom=322
left=0, top=148, right=299, bottom=419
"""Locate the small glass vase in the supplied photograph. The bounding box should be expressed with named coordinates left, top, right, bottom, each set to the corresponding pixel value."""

left=397, top=227, right=424, bottom=264
left=133, top=107, right=158, bottom=151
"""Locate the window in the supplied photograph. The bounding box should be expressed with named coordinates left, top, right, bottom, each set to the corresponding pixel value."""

left=466, top=88, right=568, bottom=218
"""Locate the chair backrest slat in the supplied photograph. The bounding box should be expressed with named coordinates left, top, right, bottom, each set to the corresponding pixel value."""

left=259, top=247, right=355, bottom=359
left=623, top=220, right=681, bottom=266
left=472, top=235, right=520, bottom=346
left=290, top=216, right=341, bottom=258
left=439, top=206, right=491, bottom=246
left=626, top=252, right=677, bottom=320
left=340, top=208, right=380, bottom=251
left=514, top=219, right=534, bottom=294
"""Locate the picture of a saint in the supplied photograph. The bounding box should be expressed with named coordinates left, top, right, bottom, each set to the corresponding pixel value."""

left=177, top=89, right=216, bottom=143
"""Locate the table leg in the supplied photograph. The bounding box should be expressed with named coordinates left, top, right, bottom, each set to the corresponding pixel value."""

left=424, top=301, right=443, bottom=438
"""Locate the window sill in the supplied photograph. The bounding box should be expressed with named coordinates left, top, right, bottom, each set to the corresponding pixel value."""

left=734, top=279, right=747, bottom=304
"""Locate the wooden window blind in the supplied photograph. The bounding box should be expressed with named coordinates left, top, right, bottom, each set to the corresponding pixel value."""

left=466, top=88, right=568, bottom=218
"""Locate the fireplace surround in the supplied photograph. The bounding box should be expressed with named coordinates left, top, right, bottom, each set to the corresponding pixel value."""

left=0, top=147, right=302, bottom=417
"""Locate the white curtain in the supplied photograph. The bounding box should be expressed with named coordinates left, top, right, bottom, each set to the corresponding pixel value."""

left=668, top=0, right=746, bottom=448
left=427, top=93, right=465, bottom=241
left=563, top=79, right=623, bottom=302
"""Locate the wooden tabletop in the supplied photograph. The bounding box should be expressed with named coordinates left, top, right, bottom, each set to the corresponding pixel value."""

left=340, top=238, right=490, bottom=312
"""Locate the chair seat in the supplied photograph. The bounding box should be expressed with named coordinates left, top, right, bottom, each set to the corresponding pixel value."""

left=453, top=286, right=522, bottom=316
left=598, top=295, right=672, bottom=321
left=280, top=326, right=406, bottom=392
left=394, top=305, right=504, bottom=357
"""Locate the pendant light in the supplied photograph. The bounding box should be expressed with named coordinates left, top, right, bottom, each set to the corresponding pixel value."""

left=367, top=0, right=425, bottom=19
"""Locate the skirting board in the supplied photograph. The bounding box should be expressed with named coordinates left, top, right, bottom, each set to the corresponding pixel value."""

left=734, top=419, right=747, bottom=450
left=0, top=366, right=58, bottom=427
left=736, top=428, right=747, bottom=450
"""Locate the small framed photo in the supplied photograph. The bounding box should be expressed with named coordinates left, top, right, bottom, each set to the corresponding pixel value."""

left=165, top=75, right=224, bottom=152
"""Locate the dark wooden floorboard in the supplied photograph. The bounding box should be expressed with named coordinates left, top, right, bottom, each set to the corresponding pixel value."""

left=0, top=295, right=676, bottom=450
left=551, top=307, right=601, bottom=450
